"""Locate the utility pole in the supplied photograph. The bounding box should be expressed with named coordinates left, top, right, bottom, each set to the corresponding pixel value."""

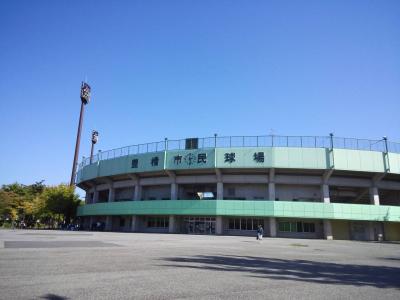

left=70, top=82, right=91, bottom=186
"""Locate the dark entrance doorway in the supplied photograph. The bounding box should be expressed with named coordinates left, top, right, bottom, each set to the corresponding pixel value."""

left=184, top=217, right=216, bottom=234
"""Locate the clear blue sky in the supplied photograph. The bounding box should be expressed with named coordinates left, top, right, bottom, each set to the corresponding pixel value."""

left=0, top=1, right=399, bottom=196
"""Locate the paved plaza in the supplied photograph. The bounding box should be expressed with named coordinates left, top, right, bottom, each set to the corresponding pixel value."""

left=0, top=229, right=399, bottom=299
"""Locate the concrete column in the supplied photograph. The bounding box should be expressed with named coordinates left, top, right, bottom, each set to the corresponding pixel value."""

left=269, top=217, right=276, bottom=237
left=321, top=180, right=333, bottom=238
left=134, top=183, right=142, bottom=201
left=131, top=216, right=138, bottom=232
left=369, top=187, right=380, bottom=205
left=268, top=183, right=275, bottom=200
left=169, top=215, right=177, bottom=233
left=268, top=168, right=275, bottom=201
left=217, top=182, right=223, bottom=200
left=108, top=184, right=115, bottom=202
left=105, top=216, right=112, bottom=231
left=93, top=188, right=99, bottom=204
left=129, top=175, right=141, bottom=201
left=321, top=184, right=330, bottom=203
left=166, top=171, right=177, bottom=200
left=131, top=187, right=136, bottom=201
left=171, top=183, right=178, bottom=200
left=323, top=220, right=333, bottom=240
left=216, top=216, right=223, bottom=235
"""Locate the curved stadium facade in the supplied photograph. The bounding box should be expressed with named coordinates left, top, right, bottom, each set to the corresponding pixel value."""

left=76, top=135, right=400, bottom=241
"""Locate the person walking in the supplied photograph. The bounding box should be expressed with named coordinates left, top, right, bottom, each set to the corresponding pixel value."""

left=257, top=224, right=264, bottom=240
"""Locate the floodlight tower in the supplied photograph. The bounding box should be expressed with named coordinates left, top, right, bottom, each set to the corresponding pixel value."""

left=70, top=82, right=91, bottom=186
left=90, top=130, right=99, bottom=164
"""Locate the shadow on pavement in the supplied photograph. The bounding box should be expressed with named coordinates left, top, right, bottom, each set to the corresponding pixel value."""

left=40, top=294, right=69, bottom=300
left=159, top=255, right=400, bottom=289
left=382, top=257, right=400, bottom=262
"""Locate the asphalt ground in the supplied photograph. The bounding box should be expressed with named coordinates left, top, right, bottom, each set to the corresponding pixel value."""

left=0, top=229, right=399, bottom=300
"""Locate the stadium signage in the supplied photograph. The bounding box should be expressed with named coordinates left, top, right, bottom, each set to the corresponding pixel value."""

left=130, top=150, right=266, bottom=169
left=173, top=153, right=208, bottom=165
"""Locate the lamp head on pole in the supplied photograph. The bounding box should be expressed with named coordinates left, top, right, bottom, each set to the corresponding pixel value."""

left=80, top=82, right=91, bottom=104
left=91, top=130, right=99, bottom=144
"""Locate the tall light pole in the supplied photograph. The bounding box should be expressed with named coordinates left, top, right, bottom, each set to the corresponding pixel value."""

left=90, top=130, right=99, bottom=164
left=70, top=82, right=91, bottom=186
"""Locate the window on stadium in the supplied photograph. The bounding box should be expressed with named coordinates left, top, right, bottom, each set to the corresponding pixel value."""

left=278, top=221, right=315, bottom=233
left=147, top=216, right=169, bottom=228
left=228, top=218, right=264, bottom=231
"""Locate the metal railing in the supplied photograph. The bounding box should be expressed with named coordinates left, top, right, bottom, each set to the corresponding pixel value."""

left=78, top=135, right=399, bottom=169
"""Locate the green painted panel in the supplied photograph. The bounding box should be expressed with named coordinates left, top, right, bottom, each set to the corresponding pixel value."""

left=77, top=200, right=400, bottom=222
left=76, top=147, right=400, bottom=184
left=165, top=149, right=215, bottom=170
left=81, top=152, right=165, bottom=182
left=271, top=147, right=290, bottom=168
left=333, top=149, right=385, bottom=172
left=77, top=164, right=98, bottom=182
left=98, top=156, right=130, bottom=177
left=388, top=153, right=400, bottom=174
left=78, top=200, right=218, bottom=216
left=275, top=148, right=328, bottom=169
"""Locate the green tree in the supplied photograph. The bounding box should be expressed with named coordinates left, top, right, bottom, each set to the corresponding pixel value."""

left=1, top=182, right=81, bottom=228
left=0, top=190, right=19, bottom=224
left=43, top=184, right=81, bottom=224
left=2, top=182, right=28, bottom=196
left=1, top=182, right=47, bottom=227
left=27, top=180, right=46, bottom=196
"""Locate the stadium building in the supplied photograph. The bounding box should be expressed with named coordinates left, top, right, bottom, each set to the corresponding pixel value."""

left=76, top=135, right=400, bottom=241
